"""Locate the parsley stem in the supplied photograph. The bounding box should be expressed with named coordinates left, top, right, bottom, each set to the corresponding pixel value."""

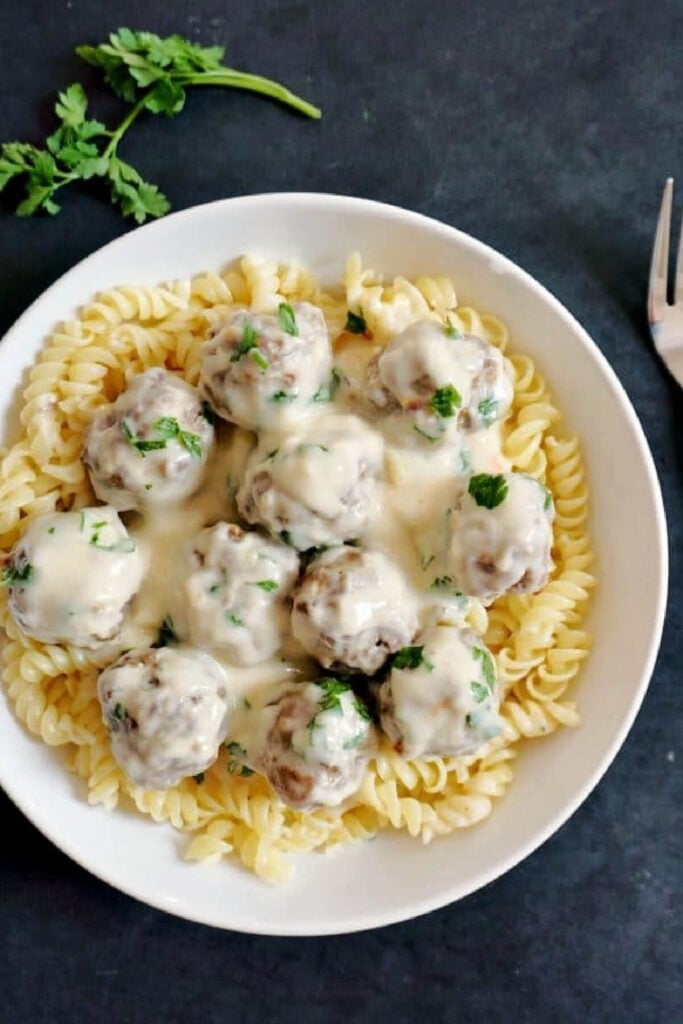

left=175, top=71, right=322, bottom=119
left=103, top=95, right=149, bottom=156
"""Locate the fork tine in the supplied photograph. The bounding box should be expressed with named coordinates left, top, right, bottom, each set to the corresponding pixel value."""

left=673, top=190, right=683, bottom=307
left=649, top=178, right=673, bottom=324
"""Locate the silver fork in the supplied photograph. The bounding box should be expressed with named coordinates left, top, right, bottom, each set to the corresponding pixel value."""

left=648, top=177, right=683, bottom=386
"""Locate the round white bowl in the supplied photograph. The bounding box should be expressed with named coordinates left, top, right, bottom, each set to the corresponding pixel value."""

left=0, top=193, right=668, bottom=935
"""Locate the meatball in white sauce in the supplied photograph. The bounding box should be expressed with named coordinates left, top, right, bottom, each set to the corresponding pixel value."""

left=237, top=414, right=384, bottom=551
left=5, top=507, right=144, bottom=647
left=230, top=679, right=375, bottom=810
left=199, top=303, right=333, bottom=430
left=98, top=646, right=231, bottom=790
left=291, top=546, right=419, bottom=675
left=447, top=472, right=554, bottom=605
left=83, top=368, right=215, bottom=512
left=379, top=624, right=502, bottom=759
left=179, top=523, right=299, bottom=665
left=366, top=318, right=513, bottom=444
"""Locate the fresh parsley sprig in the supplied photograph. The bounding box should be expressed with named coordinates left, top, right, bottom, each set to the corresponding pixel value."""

left=0, top=28, right=321, bottom=222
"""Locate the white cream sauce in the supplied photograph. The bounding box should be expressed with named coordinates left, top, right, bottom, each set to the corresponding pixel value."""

left=6, top=311, right=528, bottom=794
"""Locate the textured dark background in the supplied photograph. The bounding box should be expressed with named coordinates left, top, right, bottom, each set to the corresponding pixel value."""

left=1, top=1, right=681, bottom=1021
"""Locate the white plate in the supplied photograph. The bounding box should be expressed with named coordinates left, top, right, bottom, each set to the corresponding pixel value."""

left=0, top=193, right=668, bottom=935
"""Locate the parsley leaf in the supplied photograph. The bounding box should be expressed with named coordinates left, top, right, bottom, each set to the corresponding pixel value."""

left=192, top=772, right=205, bottom=784
left=226, top=740, right=254, bottom=776
left=430, top=384, right=462, bottom=418
left=345, top=310, right=367, bottom=334
left=225, top=611, right=244, bottom=627
left=477, top=396, right=498, bottom=426
left=312, top=367, right=343, bottom=403
left=468, top=473, right=509, bottom=509
left=122, top=416, right=202, bottom=458
left=315, top=677, right=351, bottom=713
left=231, top=322, right=268, bottom=371
left=392, top=645, right=433, bottom=671
left=268, top=390, right=297, bottom=403
left=1, top=563, right=34, bottom=586
left=473, top=646, right=496, bottom=690
left=414, top=424, right=442, bottom=444
left=431, top=575, right=463, bottom=596
left=1, top=29, right=320, bottom=223
left=252, top=580, right=278, bottom=592
left=278, top=302, right=298, bottom=336
left=444, top=317, right=462, bottom=339
left=470, top=681, right=488, bottom=704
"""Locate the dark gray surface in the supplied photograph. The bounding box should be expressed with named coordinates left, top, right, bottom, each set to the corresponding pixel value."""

left=0, top=1, right=681, bottom=1021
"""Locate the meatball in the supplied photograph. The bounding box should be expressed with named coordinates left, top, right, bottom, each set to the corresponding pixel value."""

left=179, top=523, right=299, bottom=665
left=199, top=303, right=333, bottom=430
left=291, top=546, right=419, bottom=674
left=447, top=472, right=554, bottom=604
left=98, top=646, right=231, bottom=790
left=83, top=368, right=215, bottom=512
left=230, top=679, right=375, bottom=810
left=379, top=624, right=502, bottom=759
left=236, top=414, right=384, bottom=551
left=4, top=507, right=144, bottom=647
left=365, top=318, right=513, bottom=443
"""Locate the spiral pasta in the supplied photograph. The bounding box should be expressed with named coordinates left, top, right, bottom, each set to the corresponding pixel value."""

left=0, top=254, right=594, bottom=882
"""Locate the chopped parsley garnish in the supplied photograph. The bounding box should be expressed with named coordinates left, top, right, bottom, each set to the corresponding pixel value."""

left=144, top=483, right=153, bottom=491
left=268, top=390, right=297, bottom=403
left=151, top=416, right=202, bottom=457
left=225, top=611, right=244, bottom=627
left=122, top=416, right=202, bottom=458
left=266, top=448, right=279, bottom=461
left=47, top=526, right=56, bottom=535
left=353, top=698, right=372, bottom=722
left=468, top=473, right=508, bottom=509
left=429, top=384, right=461, bottom=418
left=278, top=302, right=298, bottom=336
left=315, top=677, right=351, bottom=714
left=465, top=713, right=474, bottom=729
left=312, top=366, right=343, bottom=403
left=252, top=580, right=278, bottom=592
left=458, top=447, right=472, bottom=475
left=477, top=397, right=498, bottom=427
left=421, top=552, right=435, bottom=570
left=88, top=519, right=108, bottom=545
left=155, top=614, right=179, bottom=647
left=1, top=563, right=34, bottom=586
left=539, top=483, right=553, bottom=511
left=243, top=698, right=252, bottom=710
left=231, top=322, right=268, bottom=371
left=112, top=702, right=125, bottom=721
left=278, top=529, right=294, bottom=547
left=431, top=575, right=463, bottom=596
left=473, top=646, right=496, bottom=690
left=470, top=681, right=488, bottom=704
left=226, top=741, right=254, bottom=776
left=93, top=537, right=137, bottom=554
left=298, top=443, right=330, bottom=454
left=414, top=424, right=441, bottom=444
left=345, top=309, right=366, bottom=334
left=192, top=772, right=205, bottom=784
left=250, top=349, right=269, bottom=371
left=444, top=317, right=462, bottom=339
left=392, top=645, right=434, bottom=671
left=343, top=731, right=367, bottom=750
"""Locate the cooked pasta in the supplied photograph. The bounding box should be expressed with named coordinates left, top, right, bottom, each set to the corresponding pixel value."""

left=0, top=254, right=595, bottom=882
